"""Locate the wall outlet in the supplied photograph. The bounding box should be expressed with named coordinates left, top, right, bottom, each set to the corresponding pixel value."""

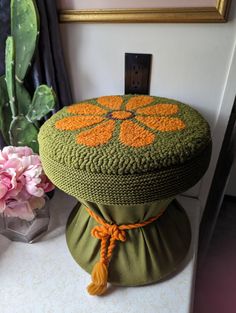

left=125, top=53, right=152, bottom=95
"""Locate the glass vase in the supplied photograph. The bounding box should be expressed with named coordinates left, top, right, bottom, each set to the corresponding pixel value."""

left=0, top=197, right=50, bottom=243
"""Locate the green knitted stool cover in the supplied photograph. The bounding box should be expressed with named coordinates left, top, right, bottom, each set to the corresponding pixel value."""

left=38, top=95, right=211, bottom=288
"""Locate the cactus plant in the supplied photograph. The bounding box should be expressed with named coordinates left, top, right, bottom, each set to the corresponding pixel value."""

left=0, top=76, right=12, bottom=144
left=5, top=36, right=17, bottom=117
left=27, top=85, right=56, bottom=122
left=0, top=0, right=56, bottom=152
left=9, top=116, right=39, bottom=152
left=11, top=0, right=39, bottom=82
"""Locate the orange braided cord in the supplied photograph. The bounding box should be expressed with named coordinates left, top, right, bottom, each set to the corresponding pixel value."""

left=119, top=212, right=164, bottom=230
left=86, top=207, right=164, bottom=296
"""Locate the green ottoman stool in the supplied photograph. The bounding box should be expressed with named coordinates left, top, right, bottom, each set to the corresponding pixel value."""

left=38, top=95, right=211, bottom=296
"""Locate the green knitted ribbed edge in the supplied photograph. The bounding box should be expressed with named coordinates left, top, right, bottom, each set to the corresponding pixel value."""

left=40, top=142, right=212, bottom=205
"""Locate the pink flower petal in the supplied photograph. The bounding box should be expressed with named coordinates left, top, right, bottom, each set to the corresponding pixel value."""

left=3, top=159, right=23, bottom=174
left=0, top=169, right=23, bottom=200
left=4, top=199, right=35, bottom=221
left=21, top=155, right=41, bottom=169
left=0, top=185, right=8, bottom=199
left=26, top=184, right=44, bottom=197
left=2, top=146, right=33, bottom=159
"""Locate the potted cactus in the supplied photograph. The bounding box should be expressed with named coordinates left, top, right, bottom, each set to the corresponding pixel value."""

left=0, top=0, right=56, bottom=153
left=0, top=0, right=56, bottom=242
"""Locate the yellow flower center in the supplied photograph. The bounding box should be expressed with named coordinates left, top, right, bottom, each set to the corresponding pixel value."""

left=109, top=110, right=134, bottom=120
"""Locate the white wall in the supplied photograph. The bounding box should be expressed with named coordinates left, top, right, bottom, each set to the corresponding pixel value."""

left=59, top=1, right=236, bottom=204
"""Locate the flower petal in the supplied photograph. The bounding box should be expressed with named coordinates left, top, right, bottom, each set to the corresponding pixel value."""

left=0, top=185, right=8, bottom=199
left=97, top=96, right=123, bottom=110
left=136, top=104, right=179, bottom=115
left=1, top=146, right=33, bottom=161
left=67, top=103, right=107, bottom=115
left=55, top=116, right=104, bottom=131
left=136, top=116, right=186, bottom=132
left=126, top=96, right=154, bottom=111
left=77, top=120, right=115, bottom=147
left=120, top=120, right=155, bottom=148
left=5, top=199, right=36, bottom=221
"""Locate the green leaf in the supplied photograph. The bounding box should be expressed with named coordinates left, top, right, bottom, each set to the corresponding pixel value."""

left=27, top=85, right=56, bottom=122
left=11, top=0, right=39, bottom=80
left=0, top=76, right=12, bottom=144
left=5, top=36, right=18, bottom=117
left=9, top=116, right=39, bottom=152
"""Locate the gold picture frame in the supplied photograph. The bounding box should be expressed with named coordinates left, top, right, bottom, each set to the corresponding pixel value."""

left=59, top=0, right=231, bottom=23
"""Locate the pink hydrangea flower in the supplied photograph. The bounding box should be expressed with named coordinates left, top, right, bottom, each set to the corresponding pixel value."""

left=0, top=146, right=33, bottom=164
left=0, top=146, right=54, bottom=220
left=0, top=168, right=22, bottom=199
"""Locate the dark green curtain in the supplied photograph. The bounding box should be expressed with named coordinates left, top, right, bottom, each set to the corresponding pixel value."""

left=0, top=1, right=10, bottom=77
left=26, top=0, right=72, bottom=112
left=0, top=0, right=72, bottom=146
left=0, top=0, right=10, bottom=147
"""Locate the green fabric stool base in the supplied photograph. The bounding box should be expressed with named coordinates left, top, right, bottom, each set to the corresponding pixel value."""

left=66, top=199, right=191, bottom=286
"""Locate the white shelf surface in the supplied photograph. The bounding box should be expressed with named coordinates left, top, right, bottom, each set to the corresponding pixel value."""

left=0, top=190, right=200, bottom=313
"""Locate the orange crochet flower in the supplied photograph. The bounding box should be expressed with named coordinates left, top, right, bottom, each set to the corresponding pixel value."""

left=55, top=95, right=185, bottom=148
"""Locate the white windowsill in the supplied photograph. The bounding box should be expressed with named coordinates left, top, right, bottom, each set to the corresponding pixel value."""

left=0, top=190, right=200, bottom=313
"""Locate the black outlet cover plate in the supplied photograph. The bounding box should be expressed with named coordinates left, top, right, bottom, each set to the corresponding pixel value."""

left=125, top=53, right=152, bottom=95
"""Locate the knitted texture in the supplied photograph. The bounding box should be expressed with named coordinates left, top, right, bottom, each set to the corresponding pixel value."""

left=38, top=94, right=212, bottom=204
left=39, top=144, right=211, bottom=204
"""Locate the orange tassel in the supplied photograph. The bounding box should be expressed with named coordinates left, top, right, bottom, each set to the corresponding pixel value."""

left=86, top=207, right=165, bottom=296
left=87, top=262, right=108, bottom=296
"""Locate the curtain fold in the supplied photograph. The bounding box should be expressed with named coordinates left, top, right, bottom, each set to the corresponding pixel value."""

left=0, top=0, right=10, bottom=77
left=0, top=0, right=10, bottom=147
left=26, top=0, right=72, bottom=111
